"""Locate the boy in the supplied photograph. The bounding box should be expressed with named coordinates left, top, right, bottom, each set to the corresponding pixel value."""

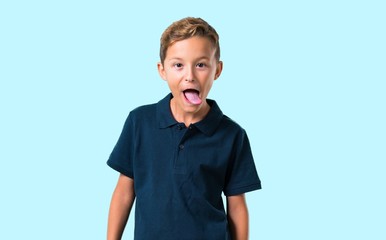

left=107, top=17, right=261, bottom=240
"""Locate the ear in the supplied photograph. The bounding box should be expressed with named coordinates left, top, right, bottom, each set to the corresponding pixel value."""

left=214, top=61, right=223, bottom=80
left=157, top=62, right=167, bottom=81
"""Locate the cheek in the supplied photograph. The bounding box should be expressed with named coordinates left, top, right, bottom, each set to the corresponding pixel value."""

left=167, top=70, right=184, bottom=80
left=197, top=70, right=212, bottom=79
left=166, top=77, right=180, bottom=90
left=202, top=79, right=214, bottom=93
left=200, top=70, right=216, bottom=82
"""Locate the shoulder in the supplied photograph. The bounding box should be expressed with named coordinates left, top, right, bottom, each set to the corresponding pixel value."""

left=202, top=99, right=247, bottom=137
left=119, top=103, right=158, bottom=131
left=129, top=94, right=171, bottom=120
left=220, top=114, right=247, bottom=135
left=129, top=102, right=157, bottom=119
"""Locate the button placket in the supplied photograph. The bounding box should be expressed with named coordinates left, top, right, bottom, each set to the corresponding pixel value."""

left=173, top=124, right=196, bottom=174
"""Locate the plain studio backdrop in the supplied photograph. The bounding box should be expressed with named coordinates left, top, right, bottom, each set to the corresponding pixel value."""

left=0, top=0, right=385, bottom=239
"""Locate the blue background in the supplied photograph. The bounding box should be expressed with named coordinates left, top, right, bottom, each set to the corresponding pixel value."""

left=1, top=0, right=385, bottom=239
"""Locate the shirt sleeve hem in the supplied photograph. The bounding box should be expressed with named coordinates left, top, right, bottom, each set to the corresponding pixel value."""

left=106, top=160, right=134, bottom=179
left=224, top=182, right=261, bottom=196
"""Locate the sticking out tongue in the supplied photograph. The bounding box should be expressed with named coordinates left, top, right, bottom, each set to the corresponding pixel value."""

left=184, top=90, right=202, bottom=105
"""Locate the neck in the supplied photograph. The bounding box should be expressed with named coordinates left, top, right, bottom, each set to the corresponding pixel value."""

left=170, top=99, right=210, bottom=126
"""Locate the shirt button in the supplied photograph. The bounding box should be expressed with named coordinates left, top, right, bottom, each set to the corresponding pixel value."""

left=179, top=144, right=184, bottom=150
left=177, top=124, right=183, bottom=130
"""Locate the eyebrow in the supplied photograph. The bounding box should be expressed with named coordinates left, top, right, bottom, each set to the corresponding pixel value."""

left=167, top=56, right=211, bottom=62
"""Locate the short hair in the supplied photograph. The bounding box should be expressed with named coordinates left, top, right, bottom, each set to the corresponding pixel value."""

left=160, top=17, right=220, bottom=64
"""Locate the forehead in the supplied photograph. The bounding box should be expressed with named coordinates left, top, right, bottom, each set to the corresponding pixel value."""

left=165, top=37, right=216, bottom=60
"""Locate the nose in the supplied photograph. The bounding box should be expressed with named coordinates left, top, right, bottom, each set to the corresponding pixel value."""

left=185, top=65, right=195, bottom=82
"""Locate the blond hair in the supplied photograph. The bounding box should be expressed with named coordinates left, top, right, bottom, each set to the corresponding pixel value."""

left=160, top=17, right=220, bottom=64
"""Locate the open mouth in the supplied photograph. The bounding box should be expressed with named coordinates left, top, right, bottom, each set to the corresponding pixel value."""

left=183, top=89, right=202, bottom=105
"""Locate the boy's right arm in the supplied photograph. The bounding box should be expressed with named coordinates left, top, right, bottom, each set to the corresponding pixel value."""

left=107, top=174, right=135, bottom=240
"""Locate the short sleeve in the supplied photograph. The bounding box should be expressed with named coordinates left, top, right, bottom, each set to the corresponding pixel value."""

left=107, top=113, right=135, bottom=178
left=223, top=130, right=261, bottom=196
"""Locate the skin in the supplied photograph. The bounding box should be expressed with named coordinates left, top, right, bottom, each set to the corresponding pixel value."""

left=227, top=194, right=249, bottom=240
left=157, top=36, right=223, bottom=125
left=108, top=36, right=249, bottom=239
left=107, top=174, right=135, bottom=240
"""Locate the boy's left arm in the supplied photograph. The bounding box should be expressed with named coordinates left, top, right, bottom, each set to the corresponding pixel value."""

left=227, top=194, right=249, bottom=240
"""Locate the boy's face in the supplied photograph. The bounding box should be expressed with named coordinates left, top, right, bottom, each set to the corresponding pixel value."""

left=158, top=36, right=222, bottom=120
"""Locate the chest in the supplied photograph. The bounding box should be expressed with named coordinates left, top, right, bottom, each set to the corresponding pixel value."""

left=132, top=124, right=236, bottom=193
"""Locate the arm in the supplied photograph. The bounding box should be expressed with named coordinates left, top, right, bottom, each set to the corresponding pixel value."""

left=107, top=174, right=136, bottom=240
left=227, top=194, right=249, bottom=240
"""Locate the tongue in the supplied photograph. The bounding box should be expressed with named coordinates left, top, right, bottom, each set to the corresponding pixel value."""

left=184, top=91, right=202, bottom=105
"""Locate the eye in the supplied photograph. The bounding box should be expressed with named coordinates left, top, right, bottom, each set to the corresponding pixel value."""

left=174, top=63, right=183, bottom=69
left=196, top=63, right=206, bottom=68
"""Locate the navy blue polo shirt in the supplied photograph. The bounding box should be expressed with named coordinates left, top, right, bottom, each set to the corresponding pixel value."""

left=107, top=93, right=261, bottom=240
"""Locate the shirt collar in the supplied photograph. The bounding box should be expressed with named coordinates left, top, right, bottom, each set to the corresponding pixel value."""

left=194, top=99, right=223, bottom=136
left=157, top=93, right=224, bottom=136
left=157, top=93, right=178, bottom=128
